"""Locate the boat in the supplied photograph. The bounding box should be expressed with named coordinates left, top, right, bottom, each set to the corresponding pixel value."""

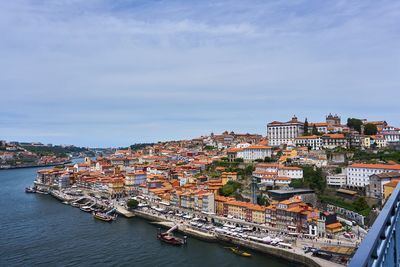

left=93, top=211, right=117, bottom=222
left=36, top=189, right=49, bottom=195
left=80, top=206, right=93, bottom=212
left=229, top=247, right=252, bottom=257
left=25, top=187, right=36, bottom=193
left=71, top=202, right=81, bottom=208
left=157, top=232, right=185, bottom=246
left=62, top=201, right=69, bottom=205
left=157, top=225, right=186, bottom=246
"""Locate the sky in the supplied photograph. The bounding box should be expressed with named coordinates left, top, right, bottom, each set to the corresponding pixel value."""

left=0, top=0, right=399, bottom=147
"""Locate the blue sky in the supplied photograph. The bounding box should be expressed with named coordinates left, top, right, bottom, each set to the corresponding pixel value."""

left=0, top=0, right=399, bottom=147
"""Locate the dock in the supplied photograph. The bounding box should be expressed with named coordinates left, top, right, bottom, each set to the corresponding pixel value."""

left=115, top=204, right=135, bottom=218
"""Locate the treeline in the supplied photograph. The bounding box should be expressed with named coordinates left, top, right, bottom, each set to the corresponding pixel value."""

left=351, top=149, right=400, bottom=163
left=21, top=145, right=89, bottom=157
left=289, top=166, right=326, bottom=193
left=129, top=143, right=155, bottom=151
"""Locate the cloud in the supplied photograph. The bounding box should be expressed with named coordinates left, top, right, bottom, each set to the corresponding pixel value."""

left=0, top=0, right=399, bottom=146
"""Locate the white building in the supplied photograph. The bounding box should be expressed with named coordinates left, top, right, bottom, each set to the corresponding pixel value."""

left=267, top=116, right=304, bottom=146
left=278, top=166, right=303, bottom=179
left=234, top=145, right=272, bottom=162
left=327, top=172, right=347, bottom=187
left=381, top=126, right=400, bottom=143
left=346, top=163, right=400, bottom=187
left=295, top=135, right=322, bottom=150
left=253, top=163, right=303, bottom=180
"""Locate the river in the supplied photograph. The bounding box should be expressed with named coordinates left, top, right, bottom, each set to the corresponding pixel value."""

left=0, top=166, right=295, bottom=267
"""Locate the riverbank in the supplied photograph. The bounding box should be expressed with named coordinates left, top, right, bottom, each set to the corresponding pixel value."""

left=133, top=209, right=342, bottom=267
left=0, top=161, right=72, bottom=170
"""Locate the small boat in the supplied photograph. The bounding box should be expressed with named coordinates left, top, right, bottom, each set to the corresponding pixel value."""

left=157, top=232, right=186, bottom=246
left=229, top=247, right=252, bottom=257
left=93, top=212, right=117, bottom=222
left=71, top=202, right=81, bottom=208
left=62, top=201, right=69, bottom=205
left=157, top=226, right=187, bottom=246
left=25, top=187, right=36, bottom=193
left=80, top=206, right=93, bottom=212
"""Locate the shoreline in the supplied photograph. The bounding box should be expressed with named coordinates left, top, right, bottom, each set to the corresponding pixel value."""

left=44, top=190, right=343, bottom=267
left=0, top=161, right=72, bottom=170
left=132, top=209, right=341, bottom=267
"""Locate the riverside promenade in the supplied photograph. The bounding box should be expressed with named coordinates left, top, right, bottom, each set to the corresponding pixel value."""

left=133, top=209, right=344, bottom=267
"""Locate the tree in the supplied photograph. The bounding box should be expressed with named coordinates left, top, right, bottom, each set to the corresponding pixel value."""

left=364, top=123, right=378, bottom=135
left=257, top=195, right=269, bottom=206
left=264, top=157, right=274, bottom=162
left=312, top=125, right=319, bottom=135
left=234, top=158, right=244, bottom=163
left=347, top=118, right=363, bottom=133
left=219, top=181, right=241, bottom=196
left=127, top=199, right=139, bottom=209
left=304, top=118, right=309, bottom=135
left=353, top=197, right=369, bottom=212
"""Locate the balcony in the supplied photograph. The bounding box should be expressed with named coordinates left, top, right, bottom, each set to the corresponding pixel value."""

left=349, top=183, right=400, bottom=267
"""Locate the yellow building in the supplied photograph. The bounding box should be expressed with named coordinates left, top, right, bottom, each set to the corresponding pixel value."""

left=224, top=200, right=267, bottom=224
left=221, top=172, right=238, bottom=184
left=383, top=180, right=400, bottom=202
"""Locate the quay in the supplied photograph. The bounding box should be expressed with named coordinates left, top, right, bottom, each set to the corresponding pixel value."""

left=134, top=209, right=341, bottom=267
left=115, top=204, right=135, bottom=218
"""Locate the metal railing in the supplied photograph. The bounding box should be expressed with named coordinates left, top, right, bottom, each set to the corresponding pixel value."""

left=349, top=183, right=400, bottom=267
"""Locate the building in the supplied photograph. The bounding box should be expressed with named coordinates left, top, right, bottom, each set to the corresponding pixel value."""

left=381, top=126, right=400, bottom=144
left=367, top=172, right=400, bottom=201
left=327, top=172, right=347, bottom=187
left=346, top=163, right=400, bottom=187
left=223, top=200, right=267, bottom=224
left=295, top=135, right=322, bottom=150
left=267, top=116, right=304, bottom=146
left=124, top=171, right=147, bottom=193
left=221, top=172, right=238, bottom=184
left=267, top=188, right=315, bottom=201
left=265, top=196, right=319, bottom=233
left=253, top=163, right=303, bottom=181
left=321, top=133, right=347, bottom=149
left=215, top=195, right=234, bottom=216
left=383, top=180, right=400, bottom=203
left=233, top=145, right=272, bottom=162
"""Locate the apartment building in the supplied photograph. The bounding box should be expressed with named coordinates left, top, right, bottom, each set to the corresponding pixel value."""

left=346, top=163, right=400, bottom=187
left=267, top=116, right=304, bottom=146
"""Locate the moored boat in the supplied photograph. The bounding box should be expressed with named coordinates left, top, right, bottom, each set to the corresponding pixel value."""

left=157, top=232, right=185, bottom=246
left=80, top=206, right=93, bottom=212
left=229, top=247, right=252, bottom=257
left=25, top=187, right=36, bottom=193
left=156, top=225, right=187, bottom=246
left=93, top=212, right=117, bottom=222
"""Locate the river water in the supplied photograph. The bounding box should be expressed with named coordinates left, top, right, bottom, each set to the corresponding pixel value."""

left=0, top=166, right=294, bottom=267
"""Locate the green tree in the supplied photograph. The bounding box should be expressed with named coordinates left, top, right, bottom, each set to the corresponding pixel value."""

left=347, top=118, right=363, bottom=133
left=127, top=199, right=139, bottom=209
left=234, top=158, right=244, bottom=163
left=257, top=195, right=269, bottom=206
left=353, top=197, right=369, bottom=212
left=312, top=125, right=319, bottom=135
left=364, top=123, right=378, bottom=135
left=304, top=118, right=309, bottom=135
left=219, top=181, right=241, bottom=197
left=264, top=157, right=274, bottom=162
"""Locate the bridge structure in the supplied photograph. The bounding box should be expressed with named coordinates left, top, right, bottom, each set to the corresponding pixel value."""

left=349, top=183, right=400, bottom=267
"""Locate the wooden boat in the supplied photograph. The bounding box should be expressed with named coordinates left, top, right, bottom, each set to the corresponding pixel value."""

left=229, top=247, right=252, bottom=257
left=93, top=212, right=116, bottom=222
left=157, top=232, right=185, bottom=245
left=156, top=225, right=187, bottom=246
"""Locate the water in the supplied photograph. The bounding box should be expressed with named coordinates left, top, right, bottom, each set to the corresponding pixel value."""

left=0, top=167, right=294, bottom=267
